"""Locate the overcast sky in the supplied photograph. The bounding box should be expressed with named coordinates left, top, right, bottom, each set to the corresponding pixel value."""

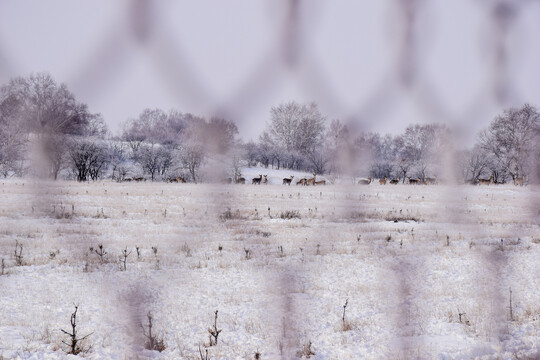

left=1, top=0, right=539, bottom=145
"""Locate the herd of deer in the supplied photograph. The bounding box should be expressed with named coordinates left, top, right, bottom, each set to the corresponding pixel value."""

left=287, top=173, right=326, bottom=186
left=122, top=174, right=526, bottom=186
left=470, top=176, right=526, bottom=186
left=357, top=177, right=438, bottom=185
left=359, top=175, right=526, bottom=186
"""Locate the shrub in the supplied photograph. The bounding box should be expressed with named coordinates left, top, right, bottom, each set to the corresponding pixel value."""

left=280, top=210, right=301, bottom=219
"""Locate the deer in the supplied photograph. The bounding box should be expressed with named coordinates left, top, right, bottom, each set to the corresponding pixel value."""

left=235, top=177, right=245, bottom=184
left=306, top=173, right=316, bottom=186
left=123, top=177, right=133, bottom=182
left=425, top=177, right=437, bottom=185
left=134, top=177, right=145, bottom=182
left=477, top=176, right=493, bottom=185
left=379, top=177, right=387, bottom=185
left=252, top=174, right=263, bottom=185
left=262, top=175, right=268, bottom=184
left=358, top=177, right=371, bottom=185
left=389, top=178, right=400, bottom=185
left=176, top=177, right=185, bottom=183
left=167, top=178, right=178, bottom=183
left=314, top=180, right=326, bottom=185
left=408, top=177, right=420, bottom=185
left=514, top=177, right=524, bottom=186
left=296, top=178, right=307, bottom=186
left=283, top=176, right=294, bottom=185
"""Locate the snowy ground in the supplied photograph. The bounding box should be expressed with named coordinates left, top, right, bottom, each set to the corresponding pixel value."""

left=0, top=175, right=539, bottom=359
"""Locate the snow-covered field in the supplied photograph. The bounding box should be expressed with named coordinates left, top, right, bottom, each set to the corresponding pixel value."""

left=1, top=176, right=539, bottom=359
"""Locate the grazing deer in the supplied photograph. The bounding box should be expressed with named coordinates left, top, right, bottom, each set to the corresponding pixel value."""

left=358, top=177, right=371, bottom=185
left=390, top=178, right=400, bottom=185
left=314, top=180, right=326, bottom=185
left=296, top=178, right=307, bottom=186
left=123, top=177, right=133, bottom=182
left=408, top=177, right=420, bottom=185
left=134, top=177, right=145, bottom=182
left=283, top=176, right=294, bottom=185
left=425, top=177, right=437, bottom=185
left=379, top=177, right=387, bottom=185
left=477, top=176, right=493, bottom=185
left=514, top=177, right=524, bottom=186
left=168, top=177, right=185, bottom=183
left=235, top=177, right=245, bottom=184
left=252, top=174, right=263, bottom=185
left=306, top=173, right=316, bottom=186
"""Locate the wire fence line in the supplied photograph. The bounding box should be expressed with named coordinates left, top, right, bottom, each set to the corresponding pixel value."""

left=1, top=0, right=539, bottom=359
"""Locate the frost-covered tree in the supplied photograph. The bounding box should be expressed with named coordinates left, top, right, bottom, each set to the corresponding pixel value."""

left=0, top=73, right=106, bottom=179
left=267, top=101, right=326, bottom=155
left=479, top=103, right=539, bottom=181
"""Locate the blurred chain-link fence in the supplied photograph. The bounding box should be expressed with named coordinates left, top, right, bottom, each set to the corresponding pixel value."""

left=1, top=1, right=540, bottom=359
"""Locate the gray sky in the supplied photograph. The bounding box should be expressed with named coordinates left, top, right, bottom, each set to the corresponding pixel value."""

left=1, top=0, right=539, bottom=145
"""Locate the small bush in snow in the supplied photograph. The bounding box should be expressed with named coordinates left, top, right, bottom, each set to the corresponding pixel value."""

left=207, top=310, right=222, bottom=346
left=298, top=340, right=315, bottom=358
left=143, top=312, right=166, bottom=352
left=60, top=305, right=92, bottom=355
left=341, top=298, right=353, bottom=331
left=91, top=244, right=107, bottom=263
left=220, top=208, right=244, bottom=221
left=120, top=247, right=131, bottom=271
left=14, top=240, right=23, bottom=266
left=181, top=243, right=192, bottom=257
left=384, top=213, right=422, bottom=223
left=280, top=210, right=300, bottom=219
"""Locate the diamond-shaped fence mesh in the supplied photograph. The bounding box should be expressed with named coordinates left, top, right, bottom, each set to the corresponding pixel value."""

left=0, top=1, right=539, bottom=359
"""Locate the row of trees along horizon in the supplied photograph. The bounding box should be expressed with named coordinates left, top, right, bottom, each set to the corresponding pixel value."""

left=1, top=73, right=539, bottom=183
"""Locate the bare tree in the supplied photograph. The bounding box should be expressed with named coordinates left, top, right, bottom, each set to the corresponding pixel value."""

left=68, top=139, right=109, bottom=181
left=135, top=144, right=172, bottom=181
left=179, top=141, right=204, bottom=183
left=479, top=103, right=540, bottom=182
left=0, top=73, right=105, bottom=179
left=458, top=146, right=491, bottom=182
left=267, top=101, right=326, bottom=157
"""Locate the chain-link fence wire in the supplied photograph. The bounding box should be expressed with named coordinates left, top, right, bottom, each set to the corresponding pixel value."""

left=2, top=0, right=540, bottom=358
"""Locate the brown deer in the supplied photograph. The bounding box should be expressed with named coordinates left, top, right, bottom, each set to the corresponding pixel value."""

left=235, top=177, right=245, bottom=184
left=296, top=178, right=307, bottom=186
left=252, top=174, right=263, bottom=185
left=262, top=175, right=268, bottom=184
left=379, top=177, right=387, bottom=185
left=123, top=177, right=133, bottom=182
left=168, top=177, right=185, bottom=183
left=283, top=176, right=294, bottom=185
left=425, top=177, right=437, bottom=185
left=314, top=180, right=326, bottom=185
left=306, top=173, right=316, bottom=186
left=134, top=177, right=145, bottom=182
left=358, top=177, right=371, bottom=185
left=514, top=177, right=524, bottom=186
left=408, top=177, right=420, bottom=185
left=389, top=178, right=400, bottom=185
left=477, top=176, right=493, bottom=185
